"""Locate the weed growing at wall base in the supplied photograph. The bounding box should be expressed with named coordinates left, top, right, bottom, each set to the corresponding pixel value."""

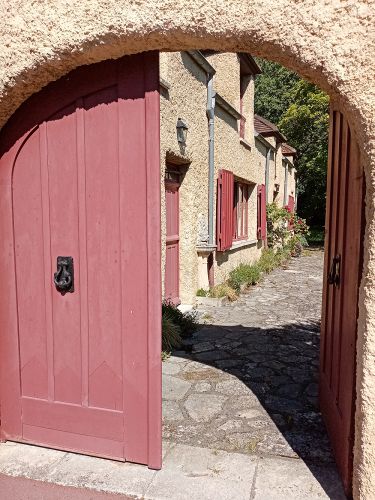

left=162, top=300, right=199, bottom=357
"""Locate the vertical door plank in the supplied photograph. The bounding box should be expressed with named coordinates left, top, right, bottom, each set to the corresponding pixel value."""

left=84, top=86, right=123, bottom=412
left=118, top=54, right=149, bottom=464
left=337, top=130, right=364, bottom=481
left=13, top=128, right=49, bottom=400
left=76, top=101, right=90, bottom=407
left=331, top=118, right=350, bottom=395
left=0, top=145, right=23, bottom=439
left=47, top=106, right=81, bottom=405
left=321, top=110, right=335, bottom=374
left=323, top=110, right=342, bottom=384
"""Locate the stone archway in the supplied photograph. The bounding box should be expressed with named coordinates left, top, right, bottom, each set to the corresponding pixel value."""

left=1, top=2, right=375, bottom=498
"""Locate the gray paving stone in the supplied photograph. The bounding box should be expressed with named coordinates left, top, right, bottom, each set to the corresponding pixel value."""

left=194, top=381, right=212, bottom=392
left=192, top=341, right=214, bottom=353
left=305, top=382, right=319, bottom=397
left=253, top=456, right=346, bottom=499
left=184, top=393, right=227, bottom=422
left=163, top=400, right=184, bottom=421
left=146, top=444, right=257, bottom=500
left=0, top=442, right=156, bottom=497
left=194, top=350, right=229, bottom=362
left=277, top=382, right=303, bottom=399
left=215, top=378, right=250, bottom=396
left=162, top=360, right=183, bottom=375
left=162, top=375, right=191, bottom=400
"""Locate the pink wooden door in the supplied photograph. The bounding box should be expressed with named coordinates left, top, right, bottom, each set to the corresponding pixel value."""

left=0, top=53, right=162, bottom=468
left=164, top=173, right=180, bottom=304
left=320, top=107, right=364, bottom=495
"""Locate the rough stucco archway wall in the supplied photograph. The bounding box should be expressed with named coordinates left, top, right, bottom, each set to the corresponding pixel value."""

left=1, top=1, right=375, bottom=497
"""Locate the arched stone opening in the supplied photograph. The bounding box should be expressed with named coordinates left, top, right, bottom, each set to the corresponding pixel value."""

left=1, top=2, right=375, bottom=498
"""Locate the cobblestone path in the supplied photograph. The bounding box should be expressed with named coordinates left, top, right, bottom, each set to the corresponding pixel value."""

left=162, top=250, right=345, bottom=497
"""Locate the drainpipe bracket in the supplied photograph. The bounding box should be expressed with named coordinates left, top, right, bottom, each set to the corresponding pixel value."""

left=196, top=245, right=216, bottom=256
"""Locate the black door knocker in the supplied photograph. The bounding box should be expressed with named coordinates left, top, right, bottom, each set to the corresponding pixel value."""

left=328, top=254, right=341, bottom=287
left=54, top=256, right=74, bottom=295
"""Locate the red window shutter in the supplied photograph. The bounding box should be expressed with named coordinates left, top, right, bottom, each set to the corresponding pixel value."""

left=288, top=195, right=295, bottom=213
left=216, top=169, right=234, bottom=251
left=257, top=184, right=267, bottom=241
left=287, top=195, right=295, bottom=229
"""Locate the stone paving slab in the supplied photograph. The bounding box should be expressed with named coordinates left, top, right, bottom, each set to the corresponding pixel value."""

left=145, top=443, right=257, bottom=500
left=253, top=456, right=346, bottom=500
left=0, top=441, right=344, bottom=500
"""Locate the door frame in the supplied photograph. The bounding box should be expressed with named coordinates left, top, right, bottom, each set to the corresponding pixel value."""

left=0, top=53, right=162, bottom=469
left=164, top=165, right=181, bottom=305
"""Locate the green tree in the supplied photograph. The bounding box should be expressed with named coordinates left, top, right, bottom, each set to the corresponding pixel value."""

left=255, top=59, right=329, bottom=225
left=254, top=59, right=299, bottom=125
left=279, top=80, right=329, bottom=225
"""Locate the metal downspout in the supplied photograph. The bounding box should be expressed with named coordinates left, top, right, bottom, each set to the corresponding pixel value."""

left=283, top=163, right=288, bottom=206
left=207, top=75, right=215, bottom=246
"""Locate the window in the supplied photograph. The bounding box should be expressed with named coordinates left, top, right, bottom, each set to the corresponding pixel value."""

left=233, top=181, right=249, bottom=240
left=217, top=170, right=254, bottom=251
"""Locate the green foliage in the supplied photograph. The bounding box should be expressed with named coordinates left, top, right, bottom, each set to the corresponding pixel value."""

left=279, top=80, right=329, bottom=225
left=196, top=288, right=208, bottom=297
left=306, top=225, right=325, bottom=247
left=266, top=203, right=290, bottom=248
left=258, top=248, right=279, bottom=273
left=290, top=212, right=309, bottom=237
left=228, top=263, right=261, bottom=292
left=162, top=312, right=182, bottom=352
left=287, top=235, right=304, bottom=257
left=207, top=245, right=295, bottom=305
left=254, top=59, right=300, bottom=125
left=162, top=300, right=198, bottom=339
left=255, top=60, right=329, bottom=225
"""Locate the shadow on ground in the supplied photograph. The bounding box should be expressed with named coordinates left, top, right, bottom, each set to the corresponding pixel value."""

left=163, top=318, right=344, bottom=498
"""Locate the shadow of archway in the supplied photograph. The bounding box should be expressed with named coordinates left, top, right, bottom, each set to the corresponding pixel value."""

left=164, top=320, right=345, bottom=498
left=162, top=253, right=346, bottom=499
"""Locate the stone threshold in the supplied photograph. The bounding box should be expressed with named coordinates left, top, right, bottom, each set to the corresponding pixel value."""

left=0, top=440, right=344, bottom=499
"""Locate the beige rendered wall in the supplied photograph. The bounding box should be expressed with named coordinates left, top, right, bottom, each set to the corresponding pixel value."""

left=160, top=52, right=208, bottom=305
left=272, top=144, right=287, bottom=206
left=281, top=159, right=296, bottom=207
left=1, top=2, right=375, bottom=497
left=205, top=52, right=263, bottom=285
left=205, top=52, right=240, bottom=110
left=161, top=51, right=263, bottom=302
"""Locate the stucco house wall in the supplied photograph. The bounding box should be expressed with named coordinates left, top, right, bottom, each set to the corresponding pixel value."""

left=159, top=52, right=209, bottom=304
left=207, top=53, right=263, bottom=284
left=160, top=51, right=298, bottom=303
left=160, top=51, right=265, bottom=301
left=1, top=2, right=375, bottom=497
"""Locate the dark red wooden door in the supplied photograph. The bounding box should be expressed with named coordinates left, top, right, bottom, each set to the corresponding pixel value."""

left=164, top=174, right=180, bottom=304
left=0, top=53, right=162, bottom=468
left=320, top=107, right=364, bottom=495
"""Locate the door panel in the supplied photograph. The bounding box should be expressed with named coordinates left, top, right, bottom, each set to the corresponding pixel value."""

left=320, top=107, right=364, bottom=495
left=165, top=178, right=180, bottom=304
left=0, top=53, right=161, bottom=467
